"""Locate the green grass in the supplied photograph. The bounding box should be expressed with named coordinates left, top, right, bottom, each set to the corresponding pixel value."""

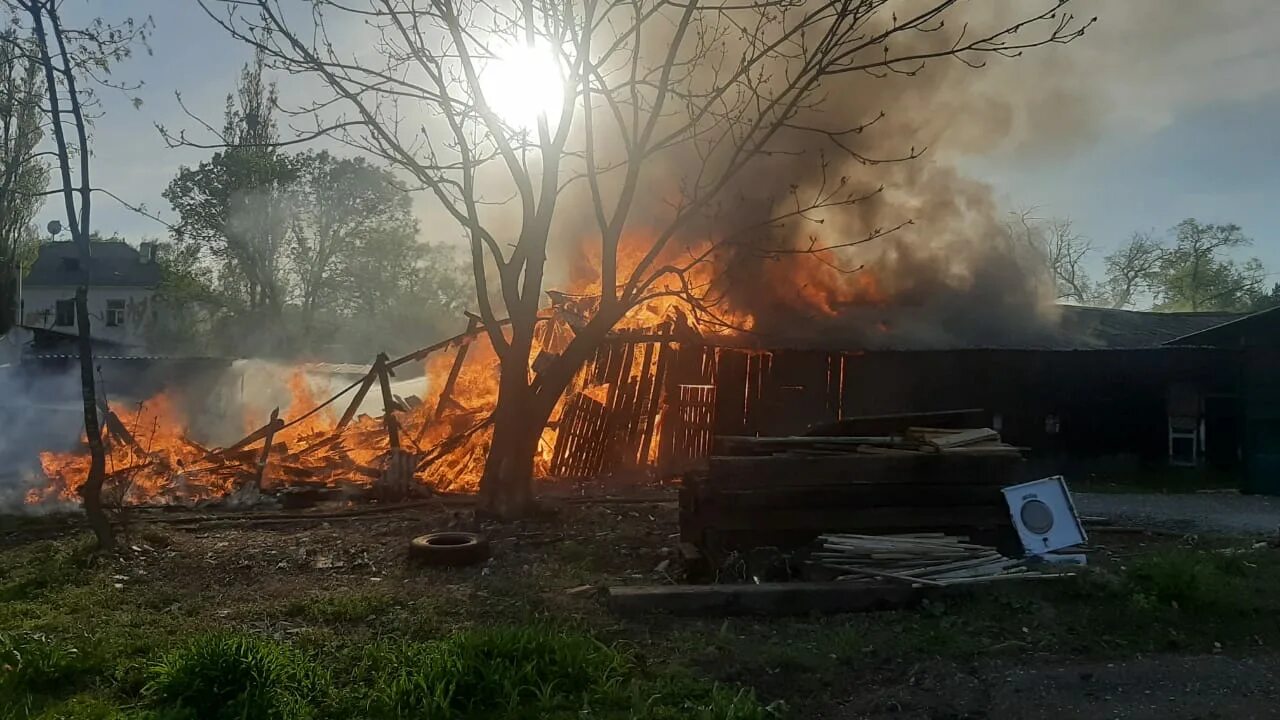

left=3, top=530, right=1279, bottom=719
left=281, top=591, right=399, bottom=625
left=0, top=536, right=99, bottom=604
left=0, top=551, right=771, bottom=720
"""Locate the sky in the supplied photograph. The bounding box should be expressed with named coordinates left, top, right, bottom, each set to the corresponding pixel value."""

left=55, top=0, right=1280, bottom=287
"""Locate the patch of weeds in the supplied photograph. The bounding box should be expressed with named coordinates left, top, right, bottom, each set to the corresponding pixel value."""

left=1126, top=549, right=1251, bottom=612
left=0, top=536, right=99, bottom=603
left=19, top=693, right=144, bottom=720
left=0, top=631, right=104, bottom=699
left=281, top=591, right=397, bottom=625
left=634, top=671, right=779, bottom=720
left=145, top=634, right=330, bottom=720
left=350, top=625, right=629, bottom=719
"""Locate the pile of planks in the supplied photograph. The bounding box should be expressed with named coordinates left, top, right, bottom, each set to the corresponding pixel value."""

left=812, top=533, right=1042, bottom=586
left=714, top=427, right=1020, bottom=458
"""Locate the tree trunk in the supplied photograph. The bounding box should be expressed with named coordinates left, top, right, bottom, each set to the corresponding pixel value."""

left=478, top=371, right=542, bottom=520
left=28, top=0, right=113, bottom=549
left=476, top=320, right=611, bottom=520
left=74, top=285, right=112, bottom=548
left=0, top=262, right=14, bottom=334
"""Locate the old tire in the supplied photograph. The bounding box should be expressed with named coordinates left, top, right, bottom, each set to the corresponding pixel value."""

left=409, top=532, right=490, bottom=567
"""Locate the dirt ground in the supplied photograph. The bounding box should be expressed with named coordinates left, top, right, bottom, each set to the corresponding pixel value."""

left=5, top=491, right=1280, bottom=718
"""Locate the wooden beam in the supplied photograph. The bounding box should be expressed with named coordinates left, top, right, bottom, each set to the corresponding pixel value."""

left=607, top=581, right=928, bottom=617
left=704, top=453, right=1021, bottom=491
left=376, top=353, right=400, bottom=450
left=434, top=317, right=479, bottom=420
left=253, top=407, right=280, bottom=491
left=219, top=415, right=287, bottom=457
left=336, top=370, right=376, bottom=431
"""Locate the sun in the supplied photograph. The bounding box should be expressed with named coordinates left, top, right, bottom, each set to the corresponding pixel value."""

left=480, top=41, right=565, bottom=131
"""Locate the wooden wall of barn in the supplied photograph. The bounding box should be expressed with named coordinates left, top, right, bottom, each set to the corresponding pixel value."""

left=546, top=336, right=1240, bottom=478
left=706, top=346, right=1236, bottom=462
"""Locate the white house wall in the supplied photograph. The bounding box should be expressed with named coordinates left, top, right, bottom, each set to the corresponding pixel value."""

left=20, top=285, right=156, bottom=347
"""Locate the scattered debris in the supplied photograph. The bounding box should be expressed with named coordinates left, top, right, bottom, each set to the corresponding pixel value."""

left=811, top=533, right=1037, bottom=586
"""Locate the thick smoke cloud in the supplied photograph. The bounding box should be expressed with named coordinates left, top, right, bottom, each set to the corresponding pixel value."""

left=548, top=0, right=1270, bottom=349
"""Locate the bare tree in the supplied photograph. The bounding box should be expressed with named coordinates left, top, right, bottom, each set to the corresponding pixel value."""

left=1008, top=209, right=1096, bottom=304
left=183, top=0, right=1092, bottom=518
left=1101, top=230, right=1165, bottom=309
left=8, top=0, right=149, bottom=547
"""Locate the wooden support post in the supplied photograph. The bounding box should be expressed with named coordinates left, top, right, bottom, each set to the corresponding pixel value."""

left=215, top=414, right=286, bottom=458
left=336, top=370, right=376, bottom=431
left=376, top=353, right=400, bottom=450
left=254, top=407, right=280, bottom=491
left=434, top=316, right=479, bottom=420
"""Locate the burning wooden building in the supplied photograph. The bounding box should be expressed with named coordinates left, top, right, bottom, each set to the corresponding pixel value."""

left=18, top=301, right=1280, bottom=509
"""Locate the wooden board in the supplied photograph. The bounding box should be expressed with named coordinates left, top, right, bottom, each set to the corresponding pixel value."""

left=607, top=581, right=927, bottom=617
left=705, top=453, right=1022, bottom=490
left=693, top=484, right=1006, bottom=510
left=925, top=427, right=1000, bottom=450
left=690, top=505, right=1009, bottom=532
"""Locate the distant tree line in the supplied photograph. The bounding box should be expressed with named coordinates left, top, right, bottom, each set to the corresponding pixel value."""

left=153, top=53, right=470, bottom=359
left=1011, top=211, right=1277, bottom=313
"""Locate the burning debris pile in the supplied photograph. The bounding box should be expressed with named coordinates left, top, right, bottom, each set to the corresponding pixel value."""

left=23, top=303, right=711, bottom=510
left=28, top=334, right=505, bottom=509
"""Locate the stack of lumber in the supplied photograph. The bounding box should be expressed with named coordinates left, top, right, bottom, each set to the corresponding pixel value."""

left=811, top=533, right=1042, bottom=586
left=714, top=427, right=1020, bottom=458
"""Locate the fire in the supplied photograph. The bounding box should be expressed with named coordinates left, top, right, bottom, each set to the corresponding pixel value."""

left=30, top=392, right=225, bottom=506
left=24, top=223, right=901, bottom=508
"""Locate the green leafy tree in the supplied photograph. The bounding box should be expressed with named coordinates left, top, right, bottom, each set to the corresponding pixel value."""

left=286, top=151, right=418, bottom=331
left=1100, top=231, right=1166, bottom=309
left=164, top=50, right=298, bottom=342
left=1151, top=219, right=1264, bottom=312
left=1248, top=282, right=1280, bottom=313
left=0, top=23, right=47, bottom=333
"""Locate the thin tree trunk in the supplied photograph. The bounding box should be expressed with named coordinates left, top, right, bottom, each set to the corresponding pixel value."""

left=28, top=0, right=112, bottom=548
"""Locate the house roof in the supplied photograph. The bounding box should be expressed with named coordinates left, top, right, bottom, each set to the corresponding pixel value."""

left=704, top=305, right=1249, bottom=352
left=1055, top=305, right=1245, bottom=350
left=1163, top=304, right=1280, bottom=347
left=24, top=241, right=163, bottom=288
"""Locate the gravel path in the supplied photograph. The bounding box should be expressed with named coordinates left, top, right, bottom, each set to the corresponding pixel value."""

left=1074, top=492, right=1280, bottom=536
left=827, top=654, right=1280, bottom=719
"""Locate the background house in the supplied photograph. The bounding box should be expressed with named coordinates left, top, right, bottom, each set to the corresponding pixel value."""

left=19, top=240, right=163, bottom=352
